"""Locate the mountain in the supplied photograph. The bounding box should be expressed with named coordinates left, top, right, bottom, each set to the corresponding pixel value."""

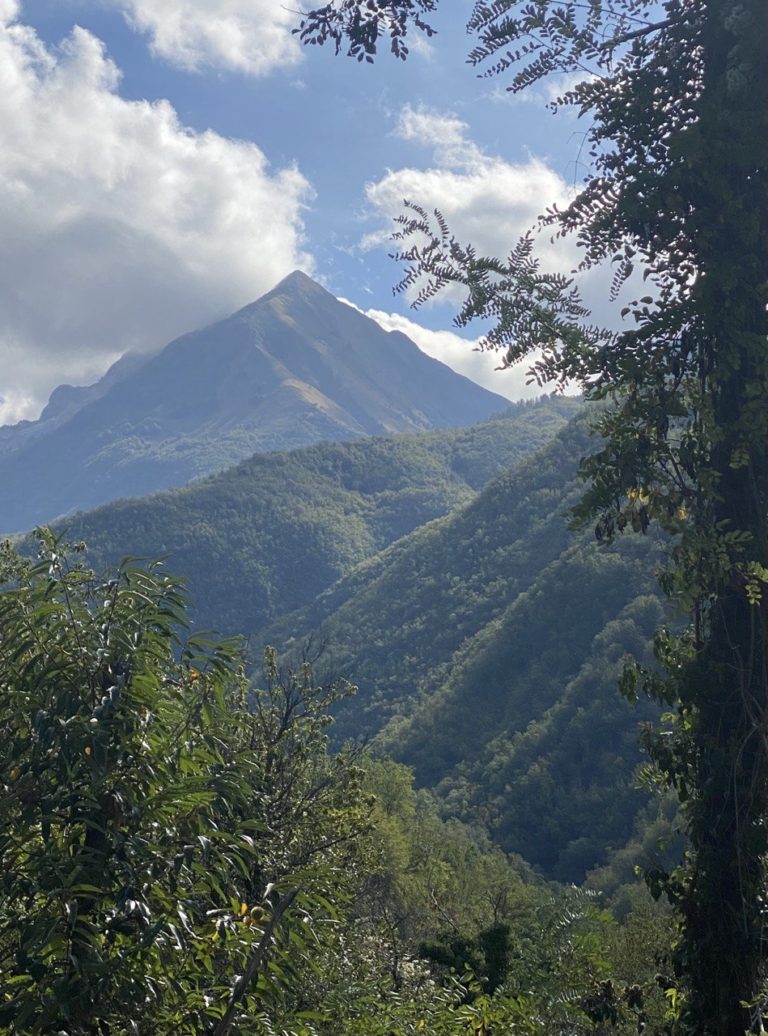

left=55, top=397, right=578, bottom=638
left=0, top=271, right=508, bottom=533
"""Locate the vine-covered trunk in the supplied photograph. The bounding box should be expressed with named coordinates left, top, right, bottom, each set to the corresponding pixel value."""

left=683, top=586, right=768, bottom=1035
left=678, top=2, right=768, bottom=1031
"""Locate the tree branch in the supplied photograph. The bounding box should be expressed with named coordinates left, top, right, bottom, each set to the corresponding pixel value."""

left=598, top=18, right=672, bottom=50
left=210, top=890, right=298, bottom=1036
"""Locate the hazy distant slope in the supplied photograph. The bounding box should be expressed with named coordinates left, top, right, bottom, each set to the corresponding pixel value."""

left=0, top=271, right=509, bottom=532
left=62, top=398, right=577, bottom=637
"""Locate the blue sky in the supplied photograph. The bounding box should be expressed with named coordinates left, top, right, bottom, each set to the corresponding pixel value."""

left=1, top=1, right=600, bottom=423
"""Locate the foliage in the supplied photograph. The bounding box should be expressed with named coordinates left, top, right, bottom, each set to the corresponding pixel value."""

left=295, top=1, right=437, bottom=62
left=0, top=533, right=368, bottom=1034
left=352, top=758, right=541, bottom=986
left=317, top=888, right=665, bottom=1036
left=586, top=792, right=685, bottom=918
left=293, top=758, right=668, bottom=1036
left=296, top=0, right=768, bottom=1031
left=0, top=536, right=679, bottom=1035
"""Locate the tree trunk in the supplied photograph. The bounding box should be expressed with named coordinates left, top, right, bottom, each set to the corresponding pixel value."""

left=677, top=2, right=768, bottom=1031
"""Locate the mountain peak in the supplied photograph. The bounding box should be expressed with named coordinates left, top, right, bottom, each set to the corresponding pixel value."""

left=269, top=269, right=326, bottom=296
left=0, top=272, right=509, bottom=532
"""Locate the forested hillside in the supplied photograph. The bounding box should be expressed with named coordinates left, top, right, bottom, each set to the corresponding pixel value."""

left=60, top=397, right=577, bottom=636
left=265, top=415, right=668, bottom=881
left=57, top=403, right=668, bottom=883
left=0, top=540, right=672, bottom=1033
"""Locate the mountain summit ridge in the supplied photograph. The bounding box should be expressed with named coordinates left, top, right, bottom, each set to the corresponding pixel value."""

left=0, top=272, right=508, bottom=532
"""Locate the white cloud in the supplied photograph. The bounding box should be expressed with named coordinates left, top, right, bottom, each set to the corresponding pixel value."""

left=0, top=389, right=37, bottom=426
left=394, top=106, right=484, bottom=168
left=111, top=0, right=301, bottom=76
left=405, top=32, right=435, bottom=61
left=362, top=106, right=575, bottom=273
left=0, top=7, right=313, bottom=425
left=340, top=298, right=550, bottom=401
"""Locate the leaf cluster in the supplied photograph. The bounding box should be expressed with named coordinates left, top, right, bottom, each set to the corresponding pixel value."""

left=295, top=1, right=437, bottom=62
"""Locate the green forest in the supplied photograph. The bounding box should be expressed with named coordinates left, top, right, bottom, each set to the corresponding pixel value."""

left=50, top=400, right=668, bottom=883
left=2, top=0, right=767, bottom=1034
left=0, top=399, right=719, bottom=1034
left=0, top=538, right=675, bottom=1034
left=58, top=397, right=577, bottom=637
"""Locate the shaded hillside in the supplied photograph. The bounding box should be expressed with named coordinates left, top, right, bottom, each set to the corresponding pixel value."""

left=263, top=415, right=667, bottom=882
left=0, top=271, right=508, bottom=533
left=49, top=402, right=665, bottom=882
left=61, top=398, right=577, bottom=637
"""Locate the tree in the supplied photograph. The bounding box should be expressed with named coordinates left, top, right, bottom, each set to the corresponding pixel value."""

left=295, top=3, right=768, bottom=1034
left=0, top=532, right=368, bottom=1034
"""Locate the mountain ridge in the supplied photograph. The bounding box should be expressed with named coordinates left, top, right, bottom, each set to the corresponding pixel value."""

left=0, top=271, right=508, bottom=533
left=53, top=397, right=578, bottom=639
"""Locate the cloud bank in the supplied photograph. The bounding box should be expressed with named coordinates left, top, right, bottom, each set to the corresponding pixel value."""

left=0, top=5, right=312, bottom=424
